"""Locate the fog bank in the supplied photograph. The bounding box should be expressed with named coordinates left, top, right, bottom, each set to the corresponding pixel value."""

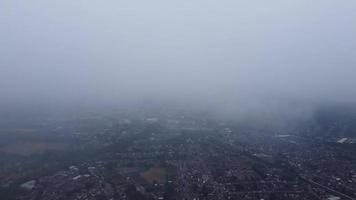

left=1, top=0, right=356, bottom=116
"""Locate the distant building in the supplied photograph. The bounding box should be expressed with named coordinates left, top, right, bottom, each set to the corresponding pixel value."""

left=337, top=138, right=348, bottom=143
left=20, top=180, right=36, bottom=190
left=328, top=196, right=341, bottom=200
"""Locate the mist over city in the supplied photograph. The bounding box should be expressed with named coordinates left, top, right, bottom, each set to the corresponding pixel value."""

left=1, top=1, right=356, bottom=200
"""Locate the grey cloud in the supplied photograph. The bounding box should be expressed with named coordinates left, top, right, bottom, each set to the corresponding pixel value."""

left=0, top=0, right=355, bottom=114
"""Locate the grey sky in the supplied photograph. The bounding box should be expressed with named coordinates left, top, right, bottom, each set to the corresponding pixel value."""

left=1, top=0, right=356, bottom=111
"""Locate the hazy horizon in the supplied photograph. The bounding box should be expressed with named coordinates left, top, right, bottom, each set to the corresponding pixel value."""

left=1, top=0, right=356, bottom=117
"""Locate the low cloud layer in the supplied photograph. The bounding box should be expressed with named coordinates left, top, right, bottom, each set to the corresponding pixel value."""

left=1, top=0, right=356, bottom=115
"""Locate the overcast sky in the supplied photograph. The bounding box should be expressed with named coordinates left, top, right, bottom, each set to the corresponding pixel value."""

left=1, top=0, right=356, bottom=113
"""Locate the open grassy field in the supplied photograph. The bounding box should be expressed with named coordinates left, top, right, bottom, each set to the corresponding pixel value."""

left=140, top=167, right=167, bottom=184
left=0, top=141, right=68, bottom=156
